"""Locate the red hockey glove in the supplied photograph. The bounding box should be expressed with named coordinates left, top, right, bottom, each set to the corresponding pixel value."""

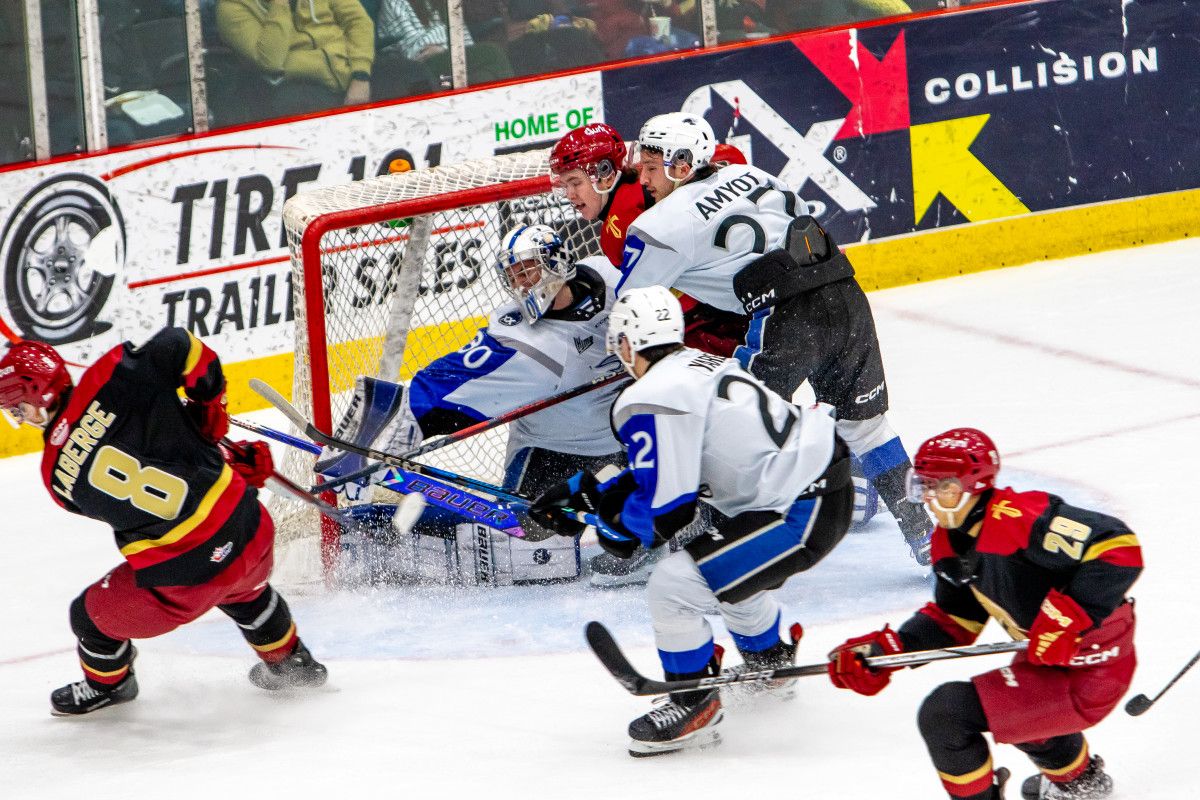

left=222, top=440, right=274, bottom=489
left=827, top=626, right=904, bottom=696
left=1027, top=589, right=1090, bottom=666
left=186, top=391, right=229, bottom=444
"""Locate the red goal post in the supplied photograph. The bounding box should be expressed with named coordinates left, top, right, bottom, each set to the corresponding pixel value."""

left=272, top=149, right=600, bottom=584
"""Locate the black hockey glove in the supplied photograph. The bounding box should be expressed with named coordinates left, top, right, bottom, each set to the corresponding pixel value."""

left=529, top=471, right=604, bottom=537
left=592, top=470, right=647, bottom=560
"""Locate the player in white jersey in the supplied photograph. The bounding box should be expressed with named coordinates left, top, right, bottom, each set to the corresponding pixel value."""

left=618, top=111, right=932, bottom=565
left=532, top=287, right=855, bottom=756
left=317, top=225, right=626, bottom=578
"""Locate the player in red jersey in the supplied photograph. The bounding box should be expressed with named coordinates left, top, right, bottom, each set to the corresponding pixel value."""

left=826, top=428, right=1141, bottom=800
left=0, top=333, right=327, bottom=715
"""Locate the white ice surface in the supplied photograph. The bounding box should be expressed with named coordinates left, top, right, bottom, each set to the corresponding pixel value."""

left=2, top=239, right=1198, bottom=798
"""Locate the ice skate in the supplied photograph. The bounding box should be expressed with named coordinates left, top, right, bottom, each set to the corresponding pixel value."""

left=249, top=640, right=328, bottom=690
left=1021, top=756, right=1113, bottom=800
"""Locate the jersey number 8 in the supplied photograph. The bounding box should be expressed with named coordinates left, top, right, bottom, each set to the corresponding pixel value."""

left=88, top=445, right=190, bottom=520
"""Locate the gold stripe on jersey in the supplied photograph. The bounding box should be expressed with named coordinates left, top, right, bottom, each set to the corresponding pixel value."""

left=950, top=613, right=987, bottom=634
left=1082, top=533, right=1140, bottom=562
left=969, top=585, right=1028, bottom=640
left=120, top=464, right=233, bottom=557
left=938, top=757, right=994, bottom=785
left=183, top=331, right=204, bottom=377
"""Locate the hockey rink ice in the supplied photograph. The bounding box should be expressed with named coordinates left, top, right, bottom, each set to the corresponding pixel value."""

left=2, top=237, right=1195, bottom=798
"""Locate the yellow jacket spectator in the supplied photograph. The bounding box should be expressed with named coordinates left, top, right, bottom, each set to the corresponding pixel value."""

left=217, top=0, right=375, bottom=95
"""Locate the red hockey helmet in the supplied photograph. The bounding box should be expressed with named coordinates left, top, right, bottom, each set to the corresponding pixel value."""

left=712, top=142, right=748, bottom=166
left=910, top=428, right=1000, bottom=496
left=0, top=340, right=72, bottom=423
left=549, top=123, right=627, bottom=186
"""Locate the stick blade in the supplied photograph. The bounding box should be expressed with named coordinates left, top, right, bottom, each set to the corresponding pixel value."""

left=585, top=621, right=651, bottom=696
left=1125, top=693, right=1153, bottom=716
left=249, top=379, right=309, bottom=431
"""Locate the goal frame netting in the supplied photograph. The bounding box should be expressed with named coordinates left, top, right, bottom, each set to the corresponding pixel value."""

left=275, top=149, right=599, bottom=585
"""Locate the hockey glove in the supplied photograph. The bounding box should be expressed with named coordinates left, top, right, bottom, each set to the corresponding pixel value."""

left=827, top=626, right=904, bottom=696
left=1027, top=589, right=1090, bottom=666
left=222, top=440, right=274, bottom=489
left=593, top=470, right=644, bottom=559
left=185, top=391, right=229, bottom=444
left=530, top=471, right=604, bottom=537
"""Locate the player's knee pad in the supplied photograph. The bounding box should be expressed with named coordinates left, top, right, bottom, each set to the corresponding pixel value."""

left=918, top=681, right=989, bottom=745
left=646, top=550, right=705, bottom=614
left=69, top=592, right=122, bottom=652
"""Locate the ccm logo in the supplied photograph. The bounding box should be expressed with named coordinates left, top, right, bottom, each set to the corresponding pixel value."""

left=1070, top=645, right=1121, bottom=667
left=854, top=381, right=885, bottom=404
left=743, top=288, right=776, bottom=312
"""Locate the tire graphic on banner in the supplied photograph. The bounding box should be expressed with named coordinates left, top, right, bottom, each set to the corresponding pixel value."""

left=0, top=174, right=122, bottom=344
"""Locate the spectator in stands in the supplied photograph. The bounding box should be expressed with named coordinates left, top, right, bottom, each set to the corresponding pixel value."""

left=378, top=0, right=465, bottom=62
left=764, top=0, right=912, bottom=35
left=586, top=0, right=649, bottom=60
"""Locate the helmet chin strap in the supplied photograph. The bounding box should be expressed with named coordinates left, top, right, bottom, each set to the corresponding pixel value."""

left=928, top=491, right=979, bottom=529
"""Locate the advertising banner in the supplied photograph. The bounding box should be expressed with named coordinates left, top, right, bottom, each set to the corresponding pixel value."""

left=601, top=0, right=1200, bottom=246
left=0, top=74, right=603, bottom=371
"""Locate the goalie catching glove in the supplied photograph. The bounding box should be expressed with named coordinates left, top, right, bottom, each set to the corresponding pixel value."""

left=827, top=625, right=905, bottom=696
left=530, top=470, right=643, bottom=558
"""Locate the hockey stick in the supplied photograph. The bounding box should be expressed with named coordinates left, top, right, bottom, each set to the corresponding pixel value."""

left=231, top=416, right=321, bottom=455
left=219, top=438, right=355, bottom=528
left=1125, top=647, right=1200, bottom=716
left=312, top=371, right=629, bottom=493
left=584, top=621, right=1029, bottom=696
left=231, top=415, right=528, bottom=534
left=250, top=378, right=543, bottom=506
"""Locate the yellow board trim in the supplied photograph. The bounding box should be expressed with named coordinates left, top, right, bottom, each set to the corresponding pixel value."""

left=120, top=464, right=233, bottom=557
left=3, top=187, right=1199, bottom=459
left=182, top=331, right=204, bottom=377
left=1083, top=533, right=1140, bottom=562
left=938, top=757, right=993, bottom=786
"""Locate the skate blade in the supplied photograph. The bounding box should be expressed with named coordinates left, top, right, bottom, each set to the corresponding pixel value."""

left=627, top=713, right=724, bottom=758
left=719, top=681, right=797, bottom=708
left=589, top=571, right=652, bottom=589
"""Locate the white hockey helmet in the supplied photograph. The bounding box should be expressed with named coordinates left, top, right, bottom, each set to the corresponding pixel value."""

left=606, top=286, right=684, bottom=376
left=495, top=224, right=574, bottom=324
left=634, top=112, right=717, bottom=180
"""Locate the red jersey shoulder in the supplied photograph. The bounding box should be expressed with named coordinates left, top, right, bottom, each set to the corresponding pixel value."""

left=976, top=487, right=1052, bottom=555
left=600, top=176, right=650, bottom=267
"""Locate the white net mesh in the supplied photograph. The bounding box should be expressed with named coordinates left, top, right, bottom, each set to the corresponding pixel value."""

left=273, top=149, right=601, bottom=585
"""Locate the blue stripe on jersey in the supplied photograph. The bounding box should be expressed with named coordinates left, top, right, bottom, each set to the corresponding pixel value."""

left=614, top=234, right=646, bottom=292
left=502, top=447, right=533, bottom=491
left=733, top=307, right=773, bottom=371
left=695, top=498, right=818, bottom=596
left=859, top=436, right=909, bottom=481
left=408, top=328, right=517, bottom=423
left=729, top=611, right=783, bottom=654
left=658, top=639, right=715, bottom=675
left=617, top=412, right=699, bottom=548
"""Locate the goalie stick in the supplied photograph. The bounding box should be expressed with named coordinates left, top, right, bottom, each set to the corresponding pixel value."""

left=584, top=621, right=1029, bottom=696
left=231, top=416, right=528, bottom=535
left=313, top=371, right=630, bottom=493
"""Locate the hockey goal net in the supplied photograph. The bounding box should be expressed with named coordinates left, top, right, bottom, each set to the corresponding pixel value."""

left=272, top=149, right=601, bottom=585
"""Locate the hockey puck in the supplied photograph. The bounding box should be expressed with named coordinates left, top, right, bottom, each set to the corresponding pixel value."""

left=1124, top=693, right=1153, bottom=716
left=392, top=493, right=427, bottom=536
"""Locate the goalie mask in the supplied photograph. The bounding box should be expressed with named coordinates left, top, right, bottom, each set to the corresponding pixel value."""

left=606, top=286, right=684, bottom=377
left=495, top=224, right=574, bottom=324
left=633, top=112, right=717, bottom=183
left=0, top=340, right=71, bottom=429
left=906, top=428, right=1000, bottom=529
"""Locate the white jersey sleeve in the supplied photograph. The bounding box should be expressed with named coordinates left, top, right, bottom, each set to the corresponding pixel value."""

left=618, top=165, right=803, bottom=314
